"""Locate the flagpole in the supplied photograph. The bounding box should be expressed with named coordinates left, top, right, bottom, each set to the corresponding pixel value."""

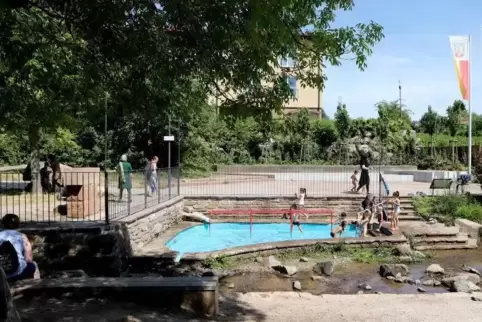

left=468, top=34, right=472, bottom=177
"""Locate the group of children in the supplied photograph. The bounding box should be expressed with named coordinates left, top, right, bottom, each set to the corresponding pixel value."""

left=331, top=191, right=401, bottom=238
left=281, top=187, right=402, bottom=239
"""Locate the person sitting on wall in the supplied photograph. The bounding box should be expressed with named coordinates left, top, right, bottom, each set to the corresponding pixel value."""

left=0, top=214, right=40, bottom=281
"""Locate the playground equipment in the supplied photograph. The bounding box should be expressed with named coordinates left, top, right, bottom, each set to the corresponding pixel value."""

left=207, top=208, right=335, bottom=235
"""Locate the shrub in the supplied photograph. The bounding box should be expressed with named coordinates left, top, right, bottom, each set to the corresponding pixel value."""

left=455, top=204, right=482, bottom=223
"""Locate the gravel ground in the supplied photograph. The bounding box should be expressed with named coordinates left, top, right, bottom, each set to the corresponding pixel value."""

left=217, top=292, right=482, bottom=322
left=17, top=292, right=482, bottom=321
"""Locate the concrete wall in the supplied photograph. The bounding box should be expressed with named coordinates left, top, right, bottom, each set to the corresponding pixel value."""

left=20, top=196, right=184, bottom=276
left=384, top=170, right=465, bottom=183
left=216, top=165, right=418, bottom=174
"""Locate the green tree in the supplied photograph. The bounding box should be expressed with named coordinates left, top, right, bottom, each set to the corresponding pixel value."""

left=334, top=103, right=351, bottom=140
left=419, top=106, right=440, bottom=156
left=446, top=100, right=466, bottom=163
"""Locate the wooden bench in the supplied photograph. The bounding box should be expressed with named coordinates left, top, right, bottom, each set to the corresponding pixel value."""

left=429, top=178, right=453, bottom=196
left=13, top=276, right=219, bottom=316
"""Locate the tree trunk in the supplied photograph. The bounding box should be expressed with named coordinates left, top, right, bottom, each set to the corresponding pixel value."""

left=28, top=125, right=41, bottom=194
left=451, top=139, right=455, bottom=164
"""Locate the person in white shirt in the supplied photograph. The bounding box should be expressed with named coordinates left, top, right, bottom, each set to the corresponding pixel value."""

left=295, top=188, right=308, bottom=220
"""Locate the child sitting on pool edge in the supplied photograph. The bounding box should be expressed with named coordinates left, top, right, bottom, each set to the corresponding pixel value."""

left=330, top=212, right=348, bottom=238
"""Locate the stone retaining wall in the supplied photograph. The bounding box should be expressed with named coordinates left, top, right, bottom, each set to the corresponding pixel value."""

left=119, top=196, right=184, bottom=253
left=21, top=196, right=184, bottom=276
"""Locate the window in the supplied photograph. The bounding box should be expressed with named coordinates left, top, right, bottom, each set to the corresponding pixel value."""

left=279, top=56, right=296, bottom=68
left=287, top=76, right=298, bottom=97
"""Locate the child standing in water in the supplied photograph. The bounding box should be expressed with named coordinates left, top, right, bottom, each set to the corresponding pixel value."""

left=389, top=191, right=401, bottom=231
left=295, top=188, right=308, bottom=220
left=350, top=170, right=358, bottom=192
left=330, top=212, right=348, bottom=238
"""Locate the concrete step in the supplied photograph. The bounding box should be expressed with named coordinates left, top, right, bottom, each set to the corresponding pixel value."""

left=401, top=223, right=460, bottom=238
left=414, top=238, right=478, bottom=250
left=413, top=235, right=468, bottom=245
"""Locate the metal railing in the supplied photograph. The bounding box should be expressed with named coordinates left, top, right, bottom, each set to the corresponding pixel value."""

left=0, top=167, right=180, bottom=224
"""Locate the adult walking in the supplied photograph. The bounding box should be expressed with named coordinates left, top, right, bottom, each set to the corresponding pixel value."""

left=117, top=154, right=133, bottom=202
left=145, top=156, right=158, bottom=197
left=356, top=154, right=370, bottom=194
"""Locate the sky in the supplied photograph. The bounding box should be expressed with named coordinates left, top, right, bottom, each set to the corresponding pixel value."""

left=322, top=0, right=482, bottom=120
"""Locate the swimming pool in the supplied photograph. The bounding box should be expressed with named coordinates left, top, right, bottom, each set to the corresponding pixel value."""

left=165, top=223, right=358, bottom=255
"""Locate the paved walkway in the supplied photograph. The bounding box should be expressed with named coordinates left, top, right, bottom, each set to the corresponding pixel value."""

left=215, top=292, right=482, bottom=322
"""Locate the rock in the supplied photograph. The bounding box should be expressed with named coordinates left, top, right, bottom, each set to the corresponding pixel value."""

left=0, top=268, right=21, bottom=322
left=422, top=279, right=436, bottom=286
left=442, top=274, right=481, bottom=286
left=426, top=264, right=445, bottom=274
left=227, top=283, right=235, bottom=289
left=293, top=281, right=302, bottom=291
left=405, top=278, right=416, bottom=285
left=415, top=279, right=421, bottom=285
left=434, top=281, right=441, bottom=286
left=267, top=256, right=281, bottom=267
left=461, top=265, right=482, bottom=277
left=313, top=261, right=334, bottom=277
left=471, top=295, right=482, bottom=302
left=395, top=244, right=413, bottom=256
left=375, top=291, right=383, bottom=294
left=450, top=280, right=481, bottom=293
left=358, top=283, right=372, bottom=291
left=399, top=256, right=412, bottom=263
left=50, top=269, right=87, bottom=279
left=395, top=277, right=404, bottom=283
left=395, top=273, right=402, bottom=279
left=417, top=287, right=426, bottom=293
left=386, top=276, right=396, bottom=280
left=357, top=290, right=364, bottom=295
left=272, top=265, right=298, bottom=276
left=300, top=257, right=309, bottom=262
left=122, top=316, right=141, bottom=322
left=183, top=206, right=194, bottom=213
left=255, top=257, right=264, bottom=264
left=311, top=276, right=323, bottom=281
left=379, top=264, right=409, bottom=277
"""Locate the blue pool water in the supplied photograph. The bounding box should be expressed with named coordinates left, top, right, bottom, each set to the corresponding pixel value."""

left=165, top=223, right=358, bottom=255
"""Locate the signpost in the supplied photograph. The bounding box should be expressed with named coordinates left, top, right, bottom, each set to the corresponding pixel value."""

left=164, top=116, right=175, bottom=199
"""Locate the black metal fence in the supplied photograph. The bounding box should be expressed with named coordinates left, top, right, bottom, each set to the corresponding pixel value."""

left=0, top=167, right=180, bottom=224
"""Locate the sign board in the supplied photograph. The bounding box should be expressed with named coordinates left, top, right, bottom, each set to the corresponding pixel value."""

left=163, top=135, right=175, bottom=142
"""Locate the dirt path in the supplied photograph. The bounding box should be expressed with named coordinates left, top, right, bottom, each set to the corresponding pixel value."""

left=218, top=292, right=482, bottom=322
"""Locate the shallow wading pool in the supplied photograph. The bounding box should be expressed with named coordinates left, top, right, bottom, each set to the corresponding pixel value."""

left=165, top=223, right=358, bottom=256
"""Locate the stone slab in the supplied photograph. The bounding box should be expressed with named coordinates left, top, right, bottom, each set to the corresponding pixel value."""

left=455, top=218, right=482, bottom=239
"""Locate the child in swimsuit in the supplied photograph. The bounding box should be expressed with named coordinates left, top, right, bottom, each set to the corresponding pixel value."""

left=389, top=191, right=401, bottom=231
left=291, top=212, right=303, bottom=232
left=330, top=212, right=348, bottom=238
left=350, top=170, right=358, bottom=192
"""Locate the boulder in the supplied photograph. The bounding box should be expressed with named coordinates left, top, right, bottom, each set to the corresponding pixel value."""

left=267, top=256, right=281, bottom=268
left=472, top=295, right=482, bottom=302
left=311, top=276, right=324, bottom=281
left=399, top=256, right=412, bottom=263
left=379, top=264, right=409, bottom=277
left=293, top=281, right=302, bottom=291
left=461, top=265, right=481, bottom=277
left=0, top=268, right=21, bottom=322
left=272, top=265, right=298, bottom=276
left=425, top=264, right=445, bottom=274
left=394, top=244, right=413, bottom=256
left=442, top=274, right=481, bottom=286
left=450, top=280, right=481, bottom=293
left=417, top=287, right=426, bottom=293
left=313, top=261, right=334, bottom=276
left=299, top=257, right=309, bottom=262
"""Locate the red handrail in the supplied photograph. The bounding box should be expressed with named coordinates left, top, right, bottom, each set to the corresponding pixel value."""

left=207, top=208, right=335, bottom=235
